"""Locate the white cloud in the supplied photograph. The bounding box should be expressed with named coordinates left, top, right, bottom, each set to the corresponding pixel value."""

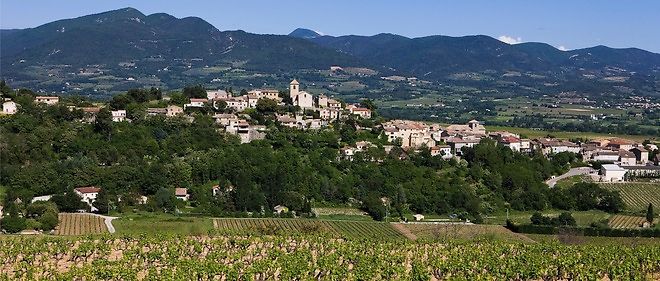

left=498, top=35, right=523, bottom=45
left=557, top=45, right=568, bottom=51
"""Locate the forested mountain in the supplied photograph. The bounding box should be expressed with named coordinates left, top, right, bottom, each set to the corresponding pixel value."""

left=1, top=7, right=659, bottom=97
left=307, top=33, right=660, bottom=80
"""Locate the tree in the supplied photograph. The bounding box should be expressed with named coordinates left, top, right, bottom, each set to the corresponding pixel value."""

left=647, top=203, right=655, bottom=224
left=94, top=108, right=113, bottom=139
left=38, top=210, right=59, bottom=231
left=93, top=189, right=111, bottom=214
left=1, top=204, right=26, bottom=233
left=154, top=188, right=176, bottom=213
left=256, top=98, right=278, bottom=115
left=52, top=192, right=87, bottom=212
left=183, top=85, right=207, bottom=98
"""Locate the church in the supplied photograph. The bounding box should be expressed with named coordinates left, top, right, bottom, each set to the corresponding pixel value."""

left=289, top=79, right=314, bottom=109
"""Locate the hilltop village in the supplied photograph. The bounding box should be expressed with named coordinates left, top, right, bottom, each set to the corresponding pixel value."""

left=0, top=79, right=659, bottom=221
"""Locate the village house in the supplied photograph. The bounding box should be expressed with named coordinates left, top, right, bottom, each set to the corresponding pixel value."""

left=600, top=164, right=626, bottom=182
left=2, top=100, right=17, bottom=115
left=248, top=89, right=280, bottom=100
left=34, top=96, right=59, bottom=105
left=446, top=137, right=481, bottom=156
left=213, top=113, right=239, bottom=126
left=274, top=205, right=289, bottom=214
left=74, top=186, right=101, bottom=212
left=277, top=115, right=301, bottom=129
left=534, top=138, right=581, bottom=155
left=382, top=120, right=438, bottom=148
left=498, top=136, right=522, bottom=152
left=605, top=138, right=636, bottom=151
left=224, top=119, right=267, bottom=144
left=111, top=110, right=127, bottom=122
left=79, top=106, right=100, bottom=123
left=445, top=120, right=486, bottom=137
left=430, top=145, right=452, bottom=159
left=223, top=97, right=249, bottom=112
left=206, top=89, right=230, bottom=100
left=319, top=107, right=340, bottom=120
left=318, top=94, right=329, bottom=108
left=349, top=106, right=372, bottom=118
left=327, top=99, right=342, bottom=109
left=630, top=147, right=649, bottom=165
left=184, top=98, right=208, bottom=109
left=413, top=214, right=425, bottom=221
left=591, top=150, right=619, bottom=162
left=175, top=188, right=189, bottom=201
left=619, top=150, right=638, bottom=166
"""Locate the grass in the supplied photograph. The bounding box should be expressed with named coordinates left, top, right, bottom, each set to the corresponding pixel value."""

left=213, top=218, right=406, bottom=240
left=484, top=125, right=653, bottom=142
left=554, top=175, right=591, bottom=189
left=112, top=212, right=214, bottom=235
left=399, top=223, right=534, bottom=243
left=483, top=210, right=611, bottom=227
left=600, top=182, right=660, bottom=212
left=525, top=233, right=660, bottom=246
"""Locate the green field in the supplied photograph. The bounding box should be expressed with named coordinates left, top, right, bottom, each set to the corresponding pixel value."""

left=484, top=125, right=654, bottom=142
left=600, top=182, right=660, bottom=212
left=214, top=218, right=406, bottom=240
left=112, top=213, right=214, bottom=235
left=483, top=210, right=611, bottom=227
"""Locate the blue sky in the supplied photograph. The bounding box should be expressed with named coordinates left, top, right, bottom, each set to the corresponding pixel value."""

left=2, top=0, right=659, bottom=53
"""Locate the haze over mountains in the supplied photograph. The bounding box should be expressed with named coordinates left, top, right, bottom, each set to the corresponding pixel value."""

left=1, top=7, right=659, bottom=97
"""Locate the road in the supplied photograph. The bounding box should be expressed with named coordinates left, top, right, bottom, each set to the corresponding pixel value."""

left=545, top=167, right=595, bottom=188
left=96, top=214, right=118, bottom=233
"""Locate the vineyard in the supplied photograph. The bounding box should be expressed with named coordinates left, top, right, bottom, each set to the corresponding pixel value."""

left=213, top=218, right=405, bottom=240
left=397, top=223, right=535, bottom=242
left=53, top=213, right=108, bottom=236
left=608, top=215, right=650, bottom=229
left=0, top=235, right=658, bottom=280
left=600, top=182, right=660, bottom=211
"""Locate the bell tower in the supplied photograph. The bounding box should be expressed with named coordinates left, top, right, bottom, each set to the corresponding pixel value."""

left=289, top=79, right=300, bottom=99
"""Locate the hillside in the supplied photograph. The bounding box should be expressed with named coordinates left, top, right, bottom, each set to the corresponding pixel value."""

left=1, top=8, right=659, bottom=98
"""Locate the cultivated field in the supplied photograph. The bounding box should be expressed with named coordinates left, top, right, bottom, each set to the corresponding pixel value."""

left=1, top=236, right=658, bottom=280
left=608, top=215, right=650, bottom=229
left=54, top=213, right=108, bottom=235
left=396, top=223, right=534, bottom=242
left=600, top=182, right=660, bottom=211
left=213, top=218, right=405, bottom=240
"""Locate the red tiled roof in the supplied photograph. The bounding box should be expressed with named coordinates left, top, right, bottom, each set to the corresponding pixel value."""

left=74, top=186, right=100, bottom=194
left=175, top=188, right=188, bottom=196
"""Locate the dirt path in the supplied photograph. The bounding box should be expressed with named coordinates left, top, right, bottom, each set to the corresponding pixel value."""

left=391, top=223, right=418, bottom=240
left=96, top=214, right=118, bottom=233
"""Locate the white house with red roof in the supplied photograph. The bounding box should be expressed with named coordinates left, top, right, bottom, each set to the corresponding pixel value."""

left=74, top=186, right=101, bottom=212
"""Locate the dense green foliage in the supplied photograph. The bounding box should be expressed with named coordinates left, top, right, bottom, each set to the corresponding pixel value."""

left=0, top=86, right=619, bottom=222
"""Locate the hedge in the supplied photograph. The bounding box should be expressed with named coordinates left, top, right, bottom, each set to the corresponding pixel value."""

left=505, top=220, right=660, bottom=238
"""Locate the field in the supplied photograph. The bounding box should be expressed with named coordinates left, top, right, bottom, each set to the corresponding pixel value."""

left=395, top=223, right=534, bottom=242
left=0, top=235, right=658, bottom=280
left=483, top=210, right=611, bottom=227
left=213, top=218, right=405, bottom=240
left=600, top=182, right=660, bottom=212
left=54, top=213, right=108, bottom=236
left=484, top=125, right=653, bottom=142
left=608, top=215, right=649, bottom=229
left=112, top=213, right=213, bottom=235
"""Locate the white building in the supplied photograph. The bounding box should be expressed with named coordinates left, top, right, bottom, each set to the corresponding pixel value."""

left=350, top=107, right=372, bottom=118
left=600, top=164, right=626, bottom=182
left=74, top=186, right=101, bottom=212
left=319, top=108, right=340, bottom=120
left=184, top=98, right=207, bottom=109
left=289, top=80, right=314, bottom=109
left=35, top=96, right=59, bottom=105
left=2, top=101, right=17, bottom=115
left=111, top=110, right=127, bottom=122
left=175, top=188, right=189, bottom=201
left=430, top=145, right=452, bottom=159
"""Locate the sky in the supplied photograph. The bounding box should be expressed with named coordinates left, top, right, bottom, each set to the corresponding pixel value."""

left=2, top=0, right=660, bottom=53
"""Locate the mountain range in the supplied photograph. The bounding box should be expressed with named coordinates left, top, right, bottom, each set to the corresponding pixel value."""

left=1, top=7, right=659, bottom=97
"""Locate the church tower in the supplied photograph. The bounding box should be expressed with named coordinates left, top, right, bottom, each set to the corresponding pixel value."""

left=289, top=79, right=300, bottom=99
